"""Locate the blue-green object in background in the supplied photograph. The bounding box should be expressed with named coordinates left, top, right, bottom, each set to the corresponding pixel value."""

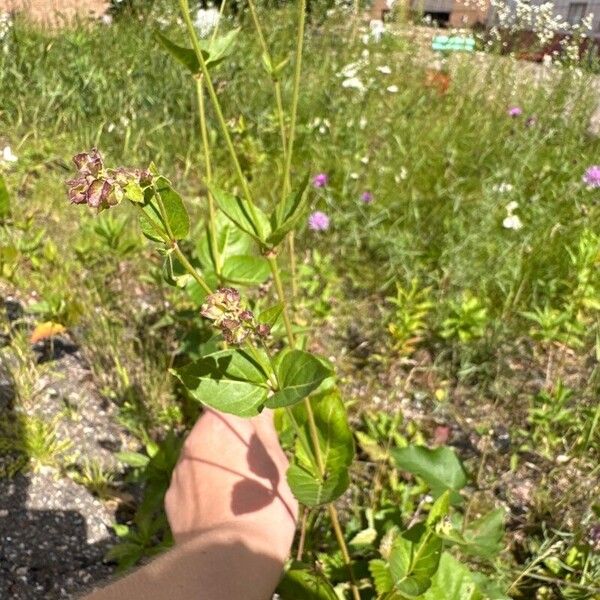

left=431, top=35, right=475, bottom=52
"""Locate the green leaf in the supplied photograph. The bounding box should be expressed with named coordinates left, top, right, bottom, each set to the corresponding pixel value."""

left=266, top=349, right=333, bottom=408
left=116, top=451, right=150, bottom=468
left=276, top=566, right=338, bottom=600
left=138, top=178, right=189, bottom=242
left=461, top=509, right=504, bottom=560
left=392, top=445, right=467, bottom=502
left=267, top=175, right=309, bottom=246
left=124, top=180, right=145, bottom=203
left=286, top=391, right=354, bottom=506
left=286, top=462, right=350, bottom=506
left=0, top=173, right=11, bottom=219
left=426, top=490, right=451, bottom=527
left=196, top=212, right=253, bottom=273
left=369, top=559, right=394, bottom=595
left=154, top=30, right=202, bottom=74
left=221, top=255, right=270, bottom=286
left=210, top=185, right=270, bottom=244
left=174, top=349, right=269, bottom=417
left=349, top=527, right=377, bottom=548
left=258, top=303, right=283, bottom=328
left=154, top=176, right=190, bottom=240
left=200, top=28, right=240, bottom=67
left=389, top=524, right=442, bottom=598
left=418, top=552, right=486, bottom=600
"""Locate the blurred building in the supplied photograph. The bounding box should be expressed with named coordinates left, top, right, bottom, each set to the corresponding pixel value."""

left=0, top=0, right=108, bottom=22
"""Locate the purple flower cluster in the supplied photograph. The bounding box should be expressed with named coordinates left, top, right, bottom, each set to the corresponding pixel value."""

left=508, top=106, right=523, bottom=117
left=583, top=165, right=600, bottom=188
left=66, top=148, right=150, bottom=212
left=308, top=211, right=330, bottom=231
left=312, top=173, right=328, bottom=188
left=361, top=191, right=373, bottom=204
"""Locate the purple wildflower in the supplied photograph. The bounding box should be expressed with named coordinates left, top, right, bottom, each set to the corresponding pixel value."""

left=583, top=165, right=600, bottom=188
left=361, top=191, right=373, bottom=204
left=312, top=173, right=328, bottom=188
left=508, top=106, right=523, bottom=117
left=525, top=116, right=537, bottom=127
left=308, top=211, right=330, bottom=231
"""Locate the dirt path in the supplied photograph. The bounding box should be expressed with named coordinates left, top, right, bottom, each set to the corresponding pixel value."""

left=0, top=0, right=109, bottom=22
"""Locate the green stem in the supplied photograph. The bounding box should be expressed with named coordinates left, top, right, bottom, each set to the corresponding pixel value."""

left=173, top=242, right=212, bottom=295
left=246, top=0, right=288, bottom=171
left=195, top=76, right=221, bottom=275
left=267, top=254, right=360, bottom=600
left=178, top=0, right=259, bottom=224
left=148, top=191, right=212, bottom=294
left=267, top=255, right=296, bottom=345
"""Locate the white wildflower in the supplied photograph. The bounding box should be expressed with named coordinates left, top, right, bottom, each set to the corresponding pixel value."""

left=503, top=215, right=523, bottom=230
left=195, top=7, right=220, bottom=38
left=505, top=200, right=519, bottom=212
left=369, top=20, right=385, bottom=42
left=359, top=116, right=368, bottom=129
left=377, top=65, right=392, bottom=74
left=350, top=172, right=359, bottom=180
left=2, top=146, right=17, bottom=163
left=492, top=182, right=514, bottom=194
left=360, top=156, right=369, bottom=164
left=342, top=77, right=365, bottom=91
left=387, top=85, right=399, bottom=93
left=100, top=14, right=113, bottom=25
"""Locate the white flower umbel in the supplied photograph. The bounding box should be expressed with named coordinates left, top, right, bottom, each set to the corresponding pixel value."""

left=503, top=214, right=523, bottom=230
left=342, top=77, right=365, bottom=91
left=2, top=146, right=17, bottom=163
left=195, top=7, right=220, bottom=38
left=376, top=65, right=392, bottom=74
left=369, top=19, right=385, bottom=42
left=492, top=182, right=514, bottom=194
left=387, top=85, right=399, bottom=93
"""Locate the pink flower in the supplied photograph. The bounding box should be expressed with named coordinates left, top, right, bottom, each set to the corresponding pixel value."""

left=312, top=173, right=328, bottom=188
left=583, top=165, right=600, bottom=188
left=360, top=191, right=373, bottom=204
left=308, top=211, right=330, bottom=231
left=508, top=106, right=523, bottom=117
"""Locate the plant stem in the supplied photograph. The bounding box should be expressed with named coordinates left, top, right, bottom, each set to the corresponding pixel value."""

left=172, top=242, right=212, bottom=295
left=267, top=255, right=296, bottom=346
left=178, top=0, right=259, bottom=225
left=246, top=0, right=288, bottom=166
left=195, top=76, right=221, bottom=275
left=267, top=253, right=360, bottom=600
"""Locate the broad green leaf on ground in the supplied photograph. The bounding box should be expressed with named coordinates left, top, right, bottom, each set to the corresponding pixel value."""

left=276, top=565, right=338, bottom=600
left=210, top=185, right=270, bottom=243
left=139, top=177, right=189, bottom=242
left=461, top=509, right=505, bottom=560
left=0, top=173, right=10, bottom=219
left=392, top=445, right=467, bottom=502
left=154, top=31, right=203, bottom=74
left=266, top=349, right=333, bottom=408
left=369, top=559, right=394, bottom=595
left=221, top=255, right=270, bottom=286
left=173, top=349, right=269, bottom=416
left=389, top=524, right=443, bottom=598
left=417, top=552, right=483, bottom=600
left=199, top=28, right=240, bottom=67
left=286, top=390, right=354, bottom=506
left=267, top=175, right=309, bottom=246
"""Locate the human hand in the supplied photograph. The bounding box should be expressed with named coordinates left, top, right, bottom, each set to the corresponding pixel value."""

left=165, top=408, right=298, bottom=563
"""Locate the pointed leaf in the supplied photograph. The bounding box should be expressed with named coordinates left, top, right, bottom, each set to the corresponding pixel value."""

left=222, top=255, right=270, bottom=286
left=174, top=349, right=269, bottom=417
left=266, top=349, right=333, bottom=409
left=210, top=185, right=270, bottom=243
left=392, top=445, right=467, bottom=502
left=461, top=509, right=505, bottom=560
left=369, top=559, right=394, bottom=595
left=419, top=552, right=488, bottom=600
left=286, top=462, right=350, bottom=507
left=155, top=176, right=189, bottom=240
left=200, top=28, right=240, bottom=67
left=268, top=175, right=309, bottom=246
left=155, top=30, right=201, bottom=74
left=389, top=524, right=442, bottom=598
left=276, top=566, right=338, bottom=600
